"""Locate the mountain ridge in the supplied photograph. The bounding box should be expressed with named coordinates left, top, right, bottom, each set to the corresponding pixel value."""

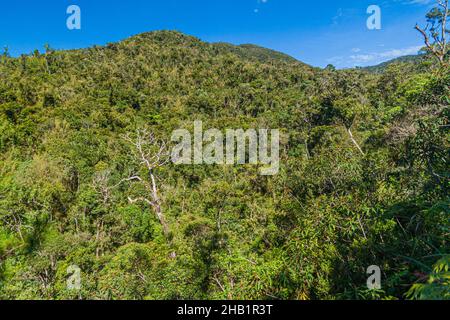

left=14, top=30, right=429, bottom=72
left=94, top=30, right=304, bottom=66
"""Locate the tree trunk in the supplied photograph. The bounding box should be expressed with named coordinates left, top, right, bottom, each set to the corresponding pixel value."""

left=347, top=128, right=365, bottom=156
left=150, top=172, right=170, bottom=238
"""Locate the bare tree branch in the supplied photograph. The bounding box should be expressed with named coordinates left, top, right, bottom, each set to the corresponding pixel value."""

left=121, top=129, right=170, bottom=240
left=415, top=0, right=449, bottom=65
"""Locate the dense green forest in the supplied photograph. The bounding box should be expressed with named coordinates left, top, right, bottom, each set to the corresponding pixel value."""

left=0, top=12, right=449, bottom=300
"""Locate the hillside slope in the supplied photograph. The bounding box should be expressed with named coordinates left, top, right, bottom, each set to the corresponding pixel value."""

left=212, top=42, right=300, bottom=64
left=0, top=31, right=448, bottom=300
left=363, top=54, right=427, bottom=73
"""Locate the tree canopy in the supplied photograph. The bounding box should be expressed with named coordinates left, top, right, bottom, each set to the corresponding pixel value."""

left=0, top=27, right=448, bottom=300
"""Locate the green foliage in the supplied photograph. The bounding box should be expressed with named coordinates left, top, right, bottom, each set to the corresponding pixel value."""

left=407, top=256, right=450, bottom=300
left=0, top=30, right=448, bottom=300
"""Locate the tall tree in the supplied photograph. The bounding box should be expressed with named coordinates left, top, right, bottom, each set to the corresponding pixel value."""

left=122, top=129, right=170, bottom=240
left=415, top=0, right=450, bottom=65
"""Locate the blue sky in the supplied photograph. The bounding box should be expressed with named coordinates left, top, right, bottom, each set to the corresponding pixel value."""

left=0, top=0, right=436, bottom=68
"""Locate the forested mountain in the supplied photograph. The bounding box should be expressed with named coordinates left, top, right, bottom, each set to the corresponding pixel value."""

left=0, top=30, right=448, bottom=300
left=364, top=54, right=427, bottom=73
left=212, top=42, right=300, bottom=64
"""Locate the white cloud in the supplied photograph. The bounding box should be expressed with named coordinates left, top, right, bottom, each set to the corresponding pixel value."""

left=395, top=0, right=434, bottom=6
left=403, top=0, right=433, bottom=4
left=327, top=45, right=423, bottom=68
left=349, top=45, right=422, bottom=65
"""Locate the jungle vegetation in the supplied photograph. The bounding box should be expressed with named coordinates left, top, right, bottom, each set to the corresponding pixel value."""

left=0, top=3, right=448, bottom=300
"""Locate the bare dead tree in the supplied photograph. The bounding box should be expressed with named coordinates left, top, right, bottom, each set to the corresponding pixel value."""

left=347, top=126, right=365, bottom=156
left=91, top=170, right=114, bottom=257
left=93, top=170, right=113, bottom=205
left=415, top=0, right=450, bottom=65
left=122, top=129, right=171, bottom=240
left=2, top=211, right=25, bottom=242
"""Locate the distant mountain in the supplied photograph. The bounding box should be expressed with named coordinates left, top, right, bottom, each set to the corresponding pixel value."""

left=363, top=54, right=427, bottom=73
left=212, top=42, right=300, bottom=64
